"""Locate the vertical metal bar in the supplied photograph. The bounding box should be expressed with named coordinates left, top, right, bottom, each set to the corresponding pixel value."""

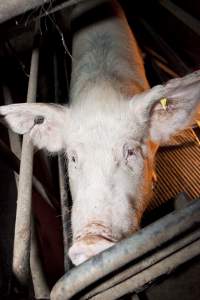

left=53, top=49, right=71, bottom=271
left=58, top=155, right=71, bottom=272
left=2, top=86, right=21, bottom=160
left=4, top=78, right=51, bottom=298
left=2, top=86, right=21, bottom=191
left=30, top=219, right=50, bottom=299
left=13, top=43, right=39, bottom=285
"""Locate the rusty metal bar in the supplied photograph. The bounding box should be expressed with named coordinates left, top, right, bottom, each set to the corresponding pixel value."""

left=30, top=219, right=50, bottom=299
left=91, top=239, right=200, bottom=300
left=160, top=0, right=200, bottom=36
left=12, top=44, right=39, bottom=285
left=50, top=199, right=200, bottom=300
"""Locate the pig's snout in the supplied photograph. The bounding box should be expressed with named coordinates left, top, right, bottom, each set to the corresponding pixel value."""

left=68, top=235, right=115, bottom=265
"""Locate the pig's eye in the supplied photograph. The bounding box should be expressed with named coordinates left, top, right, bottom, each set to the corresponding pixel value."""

left=123, top=144, right=136, bottom=161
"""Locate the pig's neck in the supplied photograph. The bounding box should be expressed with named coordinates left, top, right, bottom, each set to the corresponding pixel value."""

left=69, top=0, right=149, bottom=106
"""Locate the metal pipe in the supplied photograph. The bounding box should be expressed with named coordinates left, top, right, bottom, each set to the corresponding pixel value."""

left=53, top=45, right=71, bottom=271
left=91, top=239, right=200, bottom=300
left=81, top=228, right=200, bottom=299
left=30, top=219, right=50, bottom=299
left=12, top=44, right=39, bottom=285
left=0, top=137, right=54, bottom=208
left=139, top=19, right=190, bottom=75
left=3, top=86, right=21, bottom=160
left=37, top=0, right=103, bottom=19
left=0, top=0, right=51, bottom=24
left=159, top=0, right=200, bottom=36
left=0, top=0, right=94, bottom=24
left=2, top=88, right=51, bottom=299
left=50, top=199, right=200, bottom=300
left=58, top=155, right=71, bottom=272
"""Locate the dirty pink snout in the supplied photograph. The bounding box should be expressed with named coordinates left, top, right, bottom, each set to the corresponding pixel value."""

left=68, top=235, right=115, bottom=265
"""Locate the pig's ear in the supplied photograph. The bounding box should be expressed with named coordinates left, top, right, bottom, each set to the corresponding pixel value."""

left=130, top=70, right=200, bottom=143
left=0, top=103, right=69, bottom=152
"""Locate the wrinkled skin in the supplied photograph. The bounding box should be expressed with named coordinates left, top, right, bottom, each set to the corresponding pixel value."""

left=0, top=0, right=200, bottom=265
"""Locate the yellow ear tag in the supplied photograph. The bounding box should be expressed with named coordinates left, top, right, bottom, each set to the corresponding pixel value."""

left=160, top=98, right=168, bottom=111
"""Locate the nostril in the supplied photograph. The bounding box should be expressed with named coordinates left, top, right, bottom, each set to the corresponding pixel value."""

left=68, top=237, right=115, bottom=265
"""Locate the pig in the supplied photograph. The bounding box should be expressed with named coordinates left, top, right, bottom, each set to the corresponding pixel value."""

left=0, top=0, right=200, bottom=265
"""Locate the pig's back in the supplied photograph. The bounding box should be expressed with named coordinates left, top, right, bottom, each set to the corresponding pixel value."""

left=69, top=0, right=149, bottom=106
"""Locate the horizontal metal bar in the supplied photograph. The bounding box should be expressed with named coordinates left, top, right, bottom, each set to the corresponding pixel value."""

left=91, top=239, right=200, bottom=300
left=50, top=199, right=200, bottom=300
left=0, top=0, right=92, bottom=24
left=160, top=0, right=200, bottom=36
left=81, top=228, right=200, bottom=299
left=0, top=0, right=51, bottom=24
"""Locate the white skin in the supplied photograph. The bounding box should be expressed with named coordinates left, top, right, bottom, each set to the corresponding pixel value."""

left=1, top=72, right=200, bottom=265
left=0, top=0, right=200, bottom=265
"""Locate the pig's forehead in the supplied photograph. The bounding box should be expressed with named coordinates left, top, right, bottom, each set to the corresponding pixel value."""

left=66, top=113, right=141, bottom=147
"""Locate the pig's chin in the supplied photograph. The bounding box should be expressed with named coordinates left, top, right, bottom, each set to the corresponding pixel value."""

left=68, top=235, right=116, bottom=265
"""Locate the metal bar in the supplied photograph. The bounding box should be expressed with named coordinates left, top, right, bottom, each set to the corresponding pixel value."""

left=30, top=219, right=50, bottom=299
left=58, top=155, right=71, bottom=272
left=160, top=0, right=200, bottom=36
left=53, top=46, right=71, bottom=271
left=88, top=227, right=200, bottom=295
left=12, top=44, right=39, bottom=285
left=0, top=0, right=94, bottom=24
left=91, top=239, right=200, bottom=300
left=0, top=0, right=51, bottom=24
left=139, top=19, right=190, bottom=75
left=37, top=0, right=102, bottom=19
left=3, top=86, right=21, bottom=160
left=50, top=199, right=200, bottom=300
left=80, top=229, right=200, bottom=299
left=0, top=137, right=54, bottom=208
left=2, top=85, right=21, bottom=189
left=153, top=59, right=178, bottom=78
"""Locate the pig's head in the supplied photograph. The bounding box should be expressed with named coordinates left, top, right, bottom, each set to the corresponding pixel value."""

left=1, top=71, right=199, bottom=265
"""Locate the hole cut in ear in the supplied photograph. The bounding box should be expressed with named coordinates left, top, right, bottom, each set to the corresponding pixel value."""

left=34, top=115, right=45, bottom=125
left=0, top=103, right=70, bottom=152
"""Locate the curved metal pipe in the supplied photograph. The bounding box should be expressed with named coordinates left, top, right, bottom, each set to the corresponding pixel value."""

left=81, top=228, right=200, bottom=299
left=12, top=45, right=39, bottom=285
left=91, top=239, right=200, bottom=300
left=51, top=199, right=200, bottom=300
